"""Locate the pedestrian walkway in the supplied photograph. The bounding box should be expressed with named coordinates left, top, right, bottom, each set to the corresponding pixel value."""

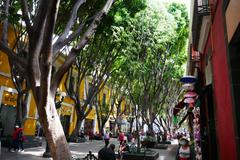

left=155, top=140, right=178, bottom=160
left=0, top=138, right=178, bottom=160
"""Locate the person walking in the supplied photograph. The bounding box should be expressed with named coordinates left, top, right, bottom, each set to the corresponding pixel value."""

left=118, top=131, right=124, bottom=145
left=9, top=125, right=20, bottom=152
left=17, top=126, right=26, bottom=152
left=117, top=140, right=129, bottom=160
left=104, top=131, right=110, bottom=147
left=178, top=138, right=191, bottom=160
left=127, top=132, right=133, bottom=143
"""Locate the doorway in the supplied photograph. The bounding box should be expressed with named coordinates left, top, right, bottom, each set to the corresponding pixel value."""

left=0, top=104, right=16, bottom=136
left=84, top=119, right=93, bottom=134
left=228, top=23, right=240, bottom=156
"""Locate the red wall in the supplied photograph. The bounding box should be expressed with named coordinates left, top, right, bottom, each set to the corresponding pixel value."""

left=204, top=0, right=238, bottom=159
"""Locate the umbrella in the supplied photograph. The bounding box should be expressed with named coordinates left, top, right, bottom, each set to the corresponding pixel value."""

left=180, top=76, right=197, bottom=83
left=184, top=91, right=198, bottom=98
left=184, top=97, right=195, bottom=104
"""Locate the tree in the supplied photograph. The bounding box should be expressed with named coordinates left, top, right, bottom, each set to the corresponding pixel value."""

left=64, top=0, right=147, bottom=140
left=154, top=80, right=182, bottom=136
left=0, top=0, right=114, bottom=159
left=64, top=32, right=119, bottom=140
left=108, top=70, right=128, bottom=133
left=110, top=1, right=188, bottom=136
left=95, top=95, right=114, bottom=134
left=11, top=66, right=30, bottom=126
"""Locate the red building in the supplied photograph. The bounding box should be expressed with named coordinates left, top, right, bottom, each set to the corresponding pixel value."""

left=188, top=0, right=240, bottom=159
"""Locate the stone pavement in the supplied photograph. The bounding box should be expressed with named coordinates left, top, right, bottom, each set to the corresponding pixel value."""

left=0, top=138, right=178, bottom=160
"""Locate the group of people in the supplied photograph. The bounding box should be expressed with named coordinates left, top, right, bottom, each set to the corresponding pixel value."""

left=98, top=130, right=132, bottom=160
left=99, top=129, right=192, bottom=160
left=7, top=126, right=191, bottom=160
left=9, top=125, right=26, bottom=152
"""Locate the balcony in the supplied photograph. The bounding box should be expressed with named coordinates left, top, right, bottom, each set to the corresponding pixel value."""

left=192, top=0, right=211, bottom=50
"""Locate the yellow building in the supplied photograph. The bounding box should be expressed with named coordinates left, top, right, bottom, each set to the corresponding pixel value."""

left=0, top=24, right=130, bottom=138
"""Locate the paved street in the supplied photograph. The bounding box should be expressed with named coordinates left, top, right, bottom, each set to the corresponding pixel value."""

left=0, top=138, right=178, bottom=160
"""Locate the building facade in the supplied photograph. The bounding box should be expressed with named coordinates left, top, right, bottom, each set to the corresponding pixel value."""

left=188, top=0, right=240, bottom=159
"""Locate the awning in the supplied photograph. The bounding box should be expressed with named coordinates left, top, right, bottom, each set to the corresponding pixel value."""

left=173, top=99, right=185, bottom=116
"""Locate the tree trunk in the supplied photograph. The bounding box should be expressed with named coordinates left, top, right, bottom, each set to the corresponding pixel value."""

left=136, top=116, right=140, bottom=151
left=16, top=92, right=23, bottom=126
left=15, top=92, right=29, bottom=126
left=147, top=123, right=153, bottom=134
left=113, top=121, right=117, bottom=134
left=100, top=126, right=104, bottom=135
left=43, top=140, right=51, bottom=158
left=129, top=119, right=134, bottom=133
left=36, top=96, right=71, bottom=160
left=70, top=116, right=82, bottom=141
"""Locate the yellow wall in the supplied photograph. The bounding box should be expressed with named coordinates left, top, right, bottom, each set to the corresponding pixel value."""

left=0, top=24, right=133, bottom=137
left=23, top=119, right=36, bottom=135
left=80, top=80, right=84, bottom=99
left=0, top=53, right=11, bottom=75
left=69, top=108, right=76, bottom=135
left=86, top=108, right=95, bottom=120
left=121, top=98, right=126, bottom=112
left=0, top=23, right=17, bottom=75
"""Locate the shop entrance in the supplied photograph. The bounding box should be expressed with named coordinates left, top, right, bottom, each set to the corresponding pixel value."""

left=0, top=87, right=18, bottom=137
left=0, top=104, right=16, bottom=136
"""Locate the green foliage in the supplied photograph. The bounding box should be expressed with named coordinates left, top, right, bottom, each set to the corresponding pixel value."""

left=108, top=0, right=189, bottom=120
left=2, top=0, right=188, bottom=130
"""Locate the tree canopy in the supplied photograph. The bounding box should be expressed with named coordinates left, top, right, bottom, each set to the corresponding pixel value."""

left=109, top=0, right=189, bottom=132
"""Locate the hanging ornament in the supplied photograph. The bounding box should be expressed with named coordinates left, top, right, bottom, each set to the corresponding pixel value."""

left=180, top=75, right=197, bottom=83
left=182, top=83, right=195, bottom=91
left=184, top=97, right=195, bottom=104
left=184, top=91, right=198, bottom=99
